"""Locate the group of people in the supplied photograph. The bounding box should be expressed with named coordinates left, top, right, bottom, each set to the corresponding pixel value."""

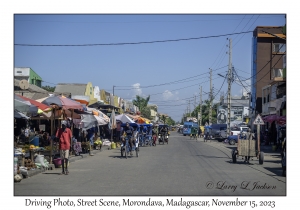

left=120, top=122, right=169, bottom=155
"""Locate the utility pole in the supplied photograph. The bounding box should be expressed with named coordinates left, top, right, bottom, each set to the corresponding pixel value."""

left=188, top=100, right=191, bottom=117
left=227, top=38, right=232, bottom=136
left=199, top=86, right=202, bottom=126
left=209, top=68, right=212, bottom=125
left=194, top=95, right=196, bottom=110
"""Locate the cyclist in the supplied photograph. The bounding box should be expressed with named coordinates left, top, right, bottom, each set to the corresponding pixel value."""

left=159, top=125, right=167, bottom=142
left=122, top=122, right=135, bottom=155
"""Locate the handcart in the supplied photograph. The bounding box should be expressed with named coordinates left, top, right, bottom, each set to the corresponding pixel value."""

left=231, top=133, right=264, bottom=164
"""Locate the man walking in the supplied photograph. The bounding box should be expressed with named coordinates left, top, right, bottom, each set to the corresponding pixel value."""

left=56, top=120, right=72, bottom=175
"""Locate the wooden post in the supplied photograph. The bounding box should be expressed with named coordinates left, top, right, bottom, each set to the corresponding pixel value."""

left=50, top=110, right=54, bottom=164
left=257, top=124, right=260, bottom=156
left=70, top=109, right=74, bottom=156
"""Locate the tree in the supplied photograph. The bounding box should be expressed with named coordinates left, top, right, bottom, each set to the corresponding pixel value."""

left=132, top=95, right=151, bottom=118
left=141, top=106, right=152, bottom=120
left=189, top=99, right=218, bottom=125
left=41, top=85, right=55, bottom=92
left=166, top=117, right=175, bottom=126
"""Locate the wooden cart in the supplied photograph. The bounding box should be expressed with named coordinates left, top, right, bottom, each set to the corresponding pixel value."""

left=231, top=134, right=264, bottom=164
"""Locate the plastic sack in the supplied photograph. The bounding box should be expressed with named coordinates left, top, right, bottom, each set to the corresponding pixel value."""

left=34, top=155, right=46, bottom=167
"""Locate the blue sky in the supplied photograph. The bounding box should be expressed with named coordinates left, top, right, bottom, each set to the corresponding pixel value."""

left=14, top=14, right=286, bottom=122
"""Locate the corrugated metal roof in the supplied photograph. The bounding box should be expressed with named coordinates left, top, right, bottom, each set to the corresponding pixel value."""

left=14, top=78, right=48, bottom=93
left=54, top=83, right=87, bottom=96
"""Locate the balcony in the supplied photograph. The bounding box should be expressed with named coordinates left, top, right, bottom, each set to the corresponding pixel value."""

left=262, top=98, right=284, bottom=116
left=270, top=68, right=285, bottom=85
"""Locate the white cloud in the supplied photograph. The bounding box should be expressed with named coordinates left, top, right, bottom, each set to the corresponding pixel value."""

left=162, top=90, right=174, bottom=100
left=132, top=83, right=142, bottom=96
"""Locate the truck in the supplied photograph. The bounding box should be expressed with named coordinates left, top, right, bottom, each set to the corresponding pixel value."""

left=183, top=121, right=199, bottom=136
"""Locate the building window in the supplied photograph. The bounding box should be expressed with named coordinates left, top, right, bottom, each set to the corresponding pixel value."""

left=273, top=43, right=286, bottom=53
left=277, top=84, right=286, bottom=99
left=17, top=71, right=22, bottom=73
left=272, top=68, right=283, bottom=79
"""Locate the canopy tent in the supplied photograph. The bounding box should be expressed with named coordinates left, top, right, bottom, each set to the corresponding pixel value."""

left=263, top=115, right=286, bottom=125
left=94, top=115, right=108, bottom=125
left=115, top=114, right=135, bottom=124
left=86, top=107, right=110, bottom=123
left=80, top=114, right=98, bottom=130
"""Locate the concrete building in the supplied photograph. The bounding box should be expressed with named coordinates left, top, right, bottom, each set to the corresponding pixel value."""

left=14, top=67, right=43, bottom=87
left=148, top=104, right=158, bottom=121
left=250, top=26, right=286, bottom=120
left=14, top=78, right=49, bottom=100
left=54, top=82, right=97, bottom=105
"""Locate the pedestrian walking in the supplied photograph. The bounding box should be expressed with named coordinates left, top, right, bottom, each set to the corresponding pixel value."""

left=56, top=120, right=72, bottom=175
left=198, top=127, right=202, bottom=138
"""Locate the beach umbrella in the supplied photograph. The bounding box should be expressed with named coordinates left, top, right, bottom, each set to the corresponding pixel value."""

left=15, top=94, right=52, bottom=112
left=14, top=110, right=30, bottom=119
left=41, top=96, right=83, bottom=110
left=14, top=98, right=38, bottom=114
left=109, top=109, right=117, bottom=129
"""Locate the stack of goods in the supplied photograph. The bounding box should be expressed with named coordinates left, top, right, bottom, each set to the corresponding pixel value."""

left=81, top=142, right=90, bottom=153
left=24, top=159, right=37, bottom=170
left=94, top=138, right=102, bottom=150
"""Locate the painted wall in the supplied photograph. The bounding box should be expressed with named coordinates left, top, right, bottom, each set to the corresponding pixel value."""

left=85, top=82, right=97, bottom=105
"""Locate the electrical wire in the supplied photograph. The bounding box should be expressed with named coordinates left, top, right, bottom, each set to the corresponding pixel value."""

left=15, top=31, right=253, bottom=47
left=233, top=15, right=261, bottom=48
left=15, top=16, right=279, bottom=24
left=115, top=65, right=228, bottom=90
left=242, top=43, right=286, bottom=81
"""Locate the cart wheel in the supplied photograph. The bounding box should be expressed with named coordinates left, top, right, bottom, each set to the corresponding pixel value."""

left=229, top=139, right=236, bottom=145
left=259, top=152, right=264, bottom=165
left=124, top=146, right=128, bottom=159
left=232, top=150, right=237, bottom=163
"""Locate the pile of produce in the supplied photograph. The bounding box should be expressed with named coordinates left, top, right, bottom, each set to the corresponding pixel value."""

left=24, top=159, right=37, bottom=170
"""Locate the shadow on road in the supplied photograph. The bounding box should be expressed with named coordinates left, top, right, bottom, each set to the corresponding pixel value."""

left=225, top=160, right=255, bottom=165
left=195, top=154, right=228, bottom=159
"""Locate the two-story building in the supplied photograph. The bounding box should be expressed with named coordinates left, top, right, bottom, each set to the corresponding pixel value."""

left=14, top=67, right=43, bottom=87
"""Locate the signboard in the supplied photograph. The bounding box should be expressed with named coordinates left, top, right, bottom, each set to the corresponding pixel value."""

left=217, top=106, right=227, bottom=124
left=253, top=114, right=264, bottom=125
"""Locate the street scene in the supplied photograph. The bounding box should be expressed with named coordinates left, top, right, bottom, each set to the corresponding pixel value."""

left=14, top=132, right=286, bottom=196
left=11, top=13, right=288, bottom=208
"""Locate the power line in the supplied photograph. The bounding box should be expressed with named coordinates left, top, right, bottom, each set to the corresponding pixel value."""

left=233, top=15, right=261, bottom=48
left=15, top=15, right=281, bottom=24
left=233, top=67, right=251, bottom=93
left=15, top=31, right=253, bottom=47
left=242, top=44, right=286, bottom=81
left=115, top=66, right=228, bottom=90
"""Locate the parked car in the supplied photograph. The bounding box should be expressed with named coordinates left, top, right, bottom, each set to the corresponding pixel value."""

left=227, top=135, right=238, bottom=145
left=210, top=124, right=227, bottom=141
